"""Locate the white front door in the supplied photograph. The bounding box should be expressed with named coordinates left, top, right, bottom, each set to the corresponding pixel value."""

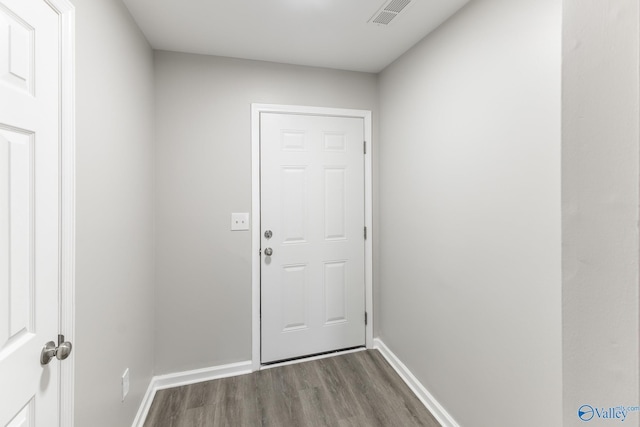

left=260, top=112, right=365, bottom=363
left=0, top=0, right=61, bottom=425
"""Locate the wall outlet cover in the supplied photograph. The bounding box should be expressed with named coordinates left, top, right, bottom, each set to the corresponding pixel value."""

left=122, top=368, right=130, bottom=402
left=231, top=212, right=250, bottom=231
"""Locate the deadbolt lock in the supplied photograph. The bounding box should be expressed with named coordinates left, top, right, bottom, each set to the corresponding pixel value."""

left=264, top=230, right=272, bottom=239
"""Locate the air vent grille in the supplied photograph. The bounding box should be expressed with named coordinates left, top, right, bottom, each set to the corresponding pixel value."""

left=368, top=0, right=414, bottom=26
left=384, top=0, right=411, bottom=14
left=373, top=11, right=396, bottom=25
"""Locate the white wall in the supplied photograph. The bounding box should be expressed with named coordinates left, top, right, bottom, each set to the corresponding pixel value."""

left=562, top=1, right=640, bottom=425
left=154, top=51, right=378, bottom=374
left=73, top=0, right=155, bottom=425
left=377, top=1, right=562, bottom=426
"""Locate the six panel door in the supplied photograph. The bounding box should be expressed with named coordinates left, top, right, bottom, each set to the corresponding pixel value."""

left=260, top=113, right=365, bottom=364
left=0, top=1, right=61, bottom=425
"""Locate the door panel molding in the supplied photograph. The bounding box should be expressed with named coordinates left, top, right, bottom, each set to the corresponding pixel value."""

left=251, top=104, right=373, bottom=371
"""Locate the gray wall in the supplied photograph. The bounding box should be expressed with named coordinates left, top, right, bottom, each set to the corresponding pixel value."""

left=377, top=0, right=562, bottom=426
left=74, top=0, right=155, bottom=425
left=154, top=51, right=378, bottom=374
left=562, top=1, right=640, bottom=425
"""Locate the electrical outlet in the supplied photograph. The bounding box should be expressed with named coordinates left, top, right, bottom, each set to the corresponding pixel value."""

left=231, top=212, right=249, bottom=231
left=121, top=368, right=130, bottom=402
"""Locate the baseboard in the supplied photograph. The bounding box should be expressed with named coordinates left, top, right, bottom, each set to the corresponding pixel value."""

left=131, top=378, right=156, bottom=427
left=373, top=338, right=460, bottom=427
left=131, top=360, right=252, bottom=427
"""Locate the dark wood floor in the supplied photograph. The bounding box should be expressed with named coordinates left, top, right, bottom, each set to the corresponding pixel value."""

left=143, top=350, right=441, bottom=427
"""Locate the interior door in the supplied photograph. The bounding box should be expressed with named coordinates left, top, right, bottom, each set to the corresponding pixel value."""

left=0, top=0, right=61, bottom=425
left=260, top=112, right=365, bottom=364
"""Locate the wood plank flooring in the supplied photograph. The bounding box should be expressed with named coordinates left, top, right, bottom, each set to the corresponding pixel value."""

left=143, top=350, right=441, bottom=427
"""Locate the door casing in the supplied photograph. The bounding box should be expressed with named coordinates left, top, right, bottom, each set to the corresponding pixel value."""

left=47, top=0, right=75, bottom=424
left=251, top=104, right=373, bottom=371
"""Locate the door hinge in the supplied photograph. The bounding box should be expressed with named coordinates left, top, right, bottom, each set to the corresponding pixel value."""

left=365, top=312, right=368, bottom=325
left=364, top=141, right=367, bottom=154
left=364, top=226, right=367, bottom=240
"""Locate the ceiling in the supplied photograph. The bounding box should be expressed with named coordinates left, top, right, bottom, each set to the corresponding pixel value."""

left=121, top=0, right=470, bottom=73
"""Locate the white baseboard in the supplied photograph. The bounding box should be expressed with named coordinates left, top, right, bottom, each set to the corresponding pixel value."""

left=373, top=338, right=460, bottom=427
left=131, top=360, right=252, bottom=427
left=132, top=378, right=156, bottom=427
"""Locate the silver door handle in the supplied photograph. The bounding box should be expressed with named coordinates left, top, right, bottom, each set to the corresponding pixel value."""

left=40, top=341, right=56, bottom=365
left=40, top=334, right=72, bottom=365
left=264, top=247, right=273, bottom=256
left=56, top=340, right=72, bottom=361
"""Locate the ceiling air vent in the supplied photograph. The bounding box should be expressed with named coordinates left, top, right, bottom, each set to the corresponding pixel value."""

left=368, top=0, right=414, bottom=26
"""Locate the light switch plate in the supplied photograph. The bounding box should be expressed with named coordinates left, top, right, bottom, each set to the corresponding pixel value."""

left=231, top=213, right=250, bottom=231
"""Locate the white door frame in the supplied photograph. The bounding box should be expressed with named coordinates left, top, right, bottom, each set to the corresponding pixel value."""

left=45, top=0, right=75, bottom=425
left=251, top=104, right=373, bottom=371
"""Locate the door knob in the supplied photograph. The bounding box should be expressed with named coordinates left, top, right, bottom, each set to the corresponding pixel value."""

left=56, top=340, right=72, bottom=361
left=264, top=247, right=273, bottom=256
left=40, top=341, right=57, bottom=365
left=40, top=334, right=72, bottom=365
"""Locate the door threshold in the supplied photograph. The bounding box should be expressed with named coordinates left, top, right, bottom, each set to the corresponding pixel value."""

left=260, top=346, right=366, bottom=370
